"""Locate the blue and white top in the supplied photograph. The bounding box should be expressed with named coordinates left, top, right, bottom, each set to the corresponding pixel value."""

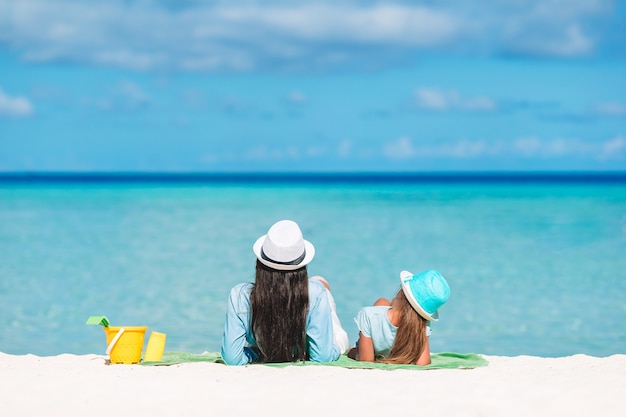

left=354, top=306, right=431, bottom=358
left=221, top=279, right=341, bottom=365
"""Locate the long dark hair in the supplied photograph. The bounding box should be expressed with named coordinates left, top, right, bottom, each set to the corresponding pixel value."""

left=249, top=260, right=309, bottom=363
left=384, top=289, right=428, bottom=364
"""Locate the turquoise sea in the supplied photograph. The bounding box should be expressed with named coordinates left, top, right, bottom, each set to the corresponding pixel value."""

left=1, top=174, right=625, bottom=358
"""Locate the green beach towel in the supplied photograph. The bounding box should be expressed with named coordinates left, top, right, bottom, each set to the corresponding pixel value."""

left=142, top=351, right=488, bottom=370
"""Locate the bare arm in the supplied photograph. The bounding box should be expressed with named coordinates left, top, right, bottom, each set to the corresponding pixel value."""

left=416, top=334, right=431, bottom=366
left=356, top=332, right=375, bottom=362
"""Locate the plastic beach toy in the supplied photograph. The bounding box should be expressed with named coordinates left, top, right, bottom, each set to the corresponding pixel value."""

left=87, top=315, right=147, bottom=364
left=103, top=326, right=148, bottom=364
left=143, top=331, right=167, bottom=362
left=85, top=315, right=110, bottom=327
left=86, top=315, right=165, bottom=364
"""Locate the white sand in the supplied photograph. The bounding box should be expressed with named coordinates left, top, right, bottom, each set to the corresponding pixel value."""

left=1, top=352, right=625, bottom=417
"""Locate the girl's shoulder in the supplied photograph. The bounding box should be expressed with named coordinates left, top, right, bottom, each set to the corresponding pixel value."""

left=356, top=305, right=391, bottom=320
left=361, top=305, right=391, bottom=313
left=355, top=305, right=394, bottom=335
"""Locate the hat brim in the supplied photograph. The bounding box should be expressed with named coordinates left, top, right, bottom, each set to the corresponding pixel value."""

left=400, top=270, right=438, bottom=321
left=253, top=235, right=315, bottom=271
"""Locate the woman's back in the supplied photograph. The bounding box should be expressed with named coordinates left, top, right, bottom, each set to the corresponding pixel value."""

left=221, top=277, right=340, bottom=365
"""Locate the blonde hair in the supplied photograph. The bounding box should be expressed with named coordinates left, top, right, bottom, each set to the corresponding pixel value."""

left=383, top=289, right=428, bottom=365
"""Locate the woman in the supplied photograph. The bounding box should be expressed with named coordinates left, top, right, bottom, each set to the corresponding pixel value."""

left=221, top=220, right=348, bottom=365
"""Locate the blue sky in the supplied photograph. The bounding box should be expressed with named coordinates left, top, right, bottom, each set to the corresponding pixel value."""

left=1, top=0, right=625, bottom=172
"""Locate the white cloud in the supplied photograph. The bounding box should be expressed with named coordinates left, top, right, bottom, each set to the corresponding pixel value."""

left=594, top=102, right=626, bottom=117
left=1, top=2, right=460, bottom=72
left=263, top=5, right=459, bottom=46
left=0, top=0, right=614, bottom=73
left=476, top=0, right=609, bottom=57
left=514, top=136, right=597, bottom=157
left=286, top=91, right=308, bottom=105
left=200, top=153, right=218, bottom=164
left=91, top=50, right=168, bottom=72
left=599, top=136, right=626, bottom=159
left=244, top=145, right=301, bottom=160
left=414, top=89, right=449, bottom=110
left=89, top=80, right=151, bottom=111
left=219, top=96, right=255, bottom=116
left=233, top=144, right=325, bottom=162
left=0, top=88, right=33, bottom=117
left=244, top=146, right=282, bottom=160
left=306, top=146, right=326, bottom=157
left=384, top=136, right=417, bottom=159
left=444, top=140, right=491, bottom=158
left=514, top=137, right=543, bottom=156
left=385, top=137, right=492, bottom=159
left=509, top=136, right=626, bottom=159
left=503, top=24, right=594, bottom=57
left=463, top=96, right=498, bottom=111
left=384, top=134, right=626, bottom=161
left=415, top=88, right=497, bottom=112
left=117, top=81, right=151, bottom=104
left=338, top=140, right=352, bottom=157
left=181, top=90, right=207, bottom=110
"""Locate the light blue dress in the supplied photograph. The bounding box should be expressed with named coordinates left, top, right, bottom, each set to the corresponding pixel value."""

left=354, top=306, right=431, bottom=358
left=221, top=279, right=341, bottom=365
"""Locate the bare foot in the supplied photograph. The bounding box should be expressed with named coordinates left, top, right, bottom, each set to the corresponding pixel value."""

left=347, top=347, right=358, bottom=360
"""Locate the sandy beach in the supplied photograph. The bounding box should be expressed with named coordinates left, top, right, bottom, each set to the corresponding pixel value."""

left=1, top=352, right=624, bottom=417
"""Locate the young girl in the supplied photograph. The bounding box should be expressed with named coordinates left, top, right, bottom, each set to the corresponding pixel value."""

left=347, top=269, right=450, bottom=365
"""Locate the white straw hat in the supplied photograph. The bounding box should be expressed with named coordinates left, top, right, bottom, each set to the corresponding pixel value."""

left=253, top=220, right=315, bottom=271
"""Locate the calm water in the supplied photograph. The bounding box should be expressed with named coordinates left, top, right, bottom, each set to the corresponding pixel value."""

left=1, top=176, right=625, bottom=358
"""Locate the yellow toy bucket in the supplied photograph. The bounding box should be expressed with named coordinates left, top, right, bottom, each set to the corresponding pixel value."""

left=103, top=326, right=147, bottom=364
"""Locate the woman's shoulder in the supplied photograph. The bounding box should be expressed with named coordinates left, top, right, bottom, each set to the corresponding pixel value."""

left=307, top=278, right=331, bottom=308
left=228, top=282, right=253, bottom=298
left=308, top=278, right=326, bottom=293
left=230, top=281, right=253, bottom=290
left=226, top=282, right=254, bottom=312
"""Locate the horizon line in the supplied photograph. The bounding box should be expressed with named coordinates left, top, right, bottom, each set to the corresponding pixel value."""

left=1, top=171, right=626, bottom=184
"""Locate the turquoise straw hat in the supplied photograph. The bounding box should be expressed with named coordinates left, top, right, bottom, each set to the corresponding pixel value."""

left=400, top=270, right=450, bottom=321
